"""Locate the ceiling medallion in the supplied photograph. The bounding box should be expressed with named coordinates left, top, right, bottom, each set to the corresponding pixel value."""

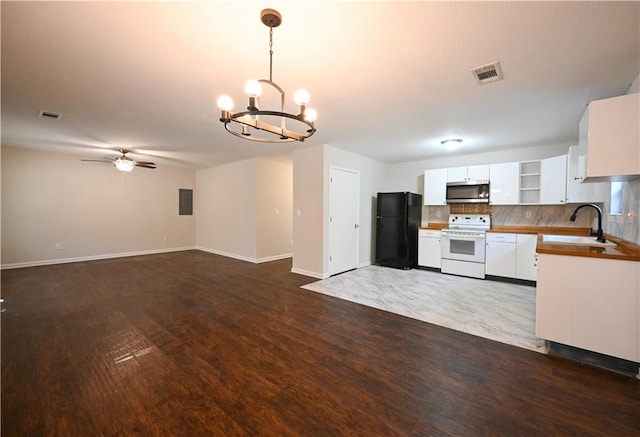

left=216, top=9, right=317, bottom=143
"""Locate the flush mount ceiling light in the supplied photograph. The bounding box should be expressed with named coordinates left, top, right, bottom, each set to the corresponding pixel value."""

left=216, top=9, right=317, bottom=143
left=441, top=139, right=462, bottom=150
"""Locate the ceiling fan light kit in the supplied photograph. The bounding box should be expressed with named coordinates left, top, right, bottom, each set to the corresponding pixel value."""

left=82, top=149, right=156, bottom=172
left=216, top=9, right=317, bottom=143
left=114, top=157, right=136, bottom=172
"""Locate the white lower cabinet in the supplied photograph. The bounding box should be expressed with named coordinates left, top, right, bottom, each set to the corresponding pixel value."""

left=515, top=234, right=537, bottom=281
left=485, top=233, right=516, bottom=277
left=485, top=232, right=537, bottom=281
left=418, top=229, right=441, bottom=268
left=536, top=253, right=640, bottom=362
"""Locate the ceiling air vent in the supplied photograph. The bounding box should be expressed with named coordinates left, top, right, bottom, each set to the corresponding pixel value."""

left=38, top=110, right=62, bottom=120
left=471, top=62, right=504, bottom=85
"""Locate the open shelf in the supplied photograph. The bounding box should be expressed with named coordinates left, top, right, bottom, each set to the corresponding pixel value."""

left=520, top=161, right=540, bottom=204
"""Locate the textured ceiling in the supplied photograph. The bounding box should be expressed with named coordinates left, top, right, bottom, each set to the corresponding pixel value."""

left=2, top=1, right=639, bottom=168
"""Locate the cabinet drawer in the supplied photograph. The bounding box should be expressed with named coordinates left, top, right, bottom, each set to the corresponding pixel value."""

left=486, top=233, right=516, bottom=243
left=419, top=229, right=441, bottom=238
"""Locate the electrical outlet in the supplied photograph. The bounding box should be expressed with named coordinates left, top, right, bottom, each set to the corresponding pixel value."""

left=290, top=240, right=294, bottom=247
left=525, top=211, right=532, bottom=219
left=55, top=243, right=62, bottom=250
left=162, top=236, right=167, bottom=242
left=275, top=208, right=279, bottom=215
left=436, top=210, right=442, bottom=218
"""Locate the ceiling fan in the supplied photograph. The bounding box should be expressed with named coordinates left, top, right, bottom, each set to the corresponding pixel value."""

left=82, top=149, right=156, bottom=172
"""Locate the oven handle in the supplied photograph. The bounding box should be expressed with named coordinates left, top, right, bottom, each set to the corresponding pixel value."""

left=441, top=233, right=487, bottom=239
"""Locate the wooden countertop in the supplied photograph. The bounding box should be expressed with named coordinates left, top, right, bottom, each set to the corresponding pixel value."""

left=420, top=224, right=640, bottom=261
left=488, top=225, right=591, bottom=236
left=421, top=223, right=448, bottom=230
left=535, top=233, right=640, bottom=261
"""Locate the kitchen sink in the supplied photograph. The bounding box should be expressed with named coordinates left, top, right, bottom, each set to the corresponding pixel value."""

left=542, top=234, right=617, bottom=247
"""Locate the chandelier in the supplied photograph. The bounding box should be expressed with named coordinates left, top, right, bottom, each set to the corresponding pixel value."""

left=216, top=9, right=317, bottom=143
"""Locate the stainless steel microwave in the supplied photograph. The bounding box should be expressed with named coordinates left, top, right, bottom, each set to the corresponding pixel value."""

left=446, top=180, right=490, bottom=204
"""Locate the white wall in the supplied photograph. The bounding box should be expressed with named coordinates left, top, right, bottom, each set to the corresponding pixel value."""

left=256, top=159, right=293, bottom=259
left=292, top=146, right=326, bottom=278
left=383, top=143, right=571, bottom=194
left=292, top=145, right=386, bottom=279
left=196, top=159, right=257, bottom=260
left=1, top=146, right=196, bottom=267
left=196, top=158, right=293, bottom=263
left=325, top=146, right=386, bottom=268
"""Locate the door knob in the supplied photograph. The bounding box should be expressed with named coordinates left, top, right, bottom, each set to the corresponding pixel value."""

left=354, top=224, right=360, bottom=228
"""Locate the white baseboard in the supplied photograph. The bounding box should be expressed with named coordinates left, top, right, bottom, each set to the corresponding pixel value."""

left=290, top=267, right=329, bottom=280
left=292, top=262, right=370, bottom=280
left=1, top=246, right=197, bottom=270
left=195, top=246, right=292, bottom=264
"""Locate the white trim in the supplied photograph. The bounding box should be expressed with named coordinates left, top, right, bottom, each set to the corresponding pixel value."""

left=358, top=260, right=372, bottom=269
left=291, top=267, right=329, bottom=279
left=1, top=246, right=197, bottom=270
left=196, top=246, right=292, bottom=264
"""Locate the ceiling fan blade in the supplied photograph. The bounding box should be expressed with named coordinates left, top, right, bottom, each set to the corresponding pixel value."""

left=135, top=163, right=156, bottom=169
left=134, top=160, right=156, bottom=165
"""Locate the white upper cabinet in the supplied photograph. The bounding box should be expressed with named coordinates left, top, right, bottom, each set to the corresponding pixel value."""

left=566, top=145, right=606, bottom=203
left=489, top=162, right=519, bottom=205
left=423, top=168, right=447, bottom=205
left=580, top=93, right=640, bottom=181
left=447, top=165, right=489, bottom=182
left=540, top=155, right=567, bottom=204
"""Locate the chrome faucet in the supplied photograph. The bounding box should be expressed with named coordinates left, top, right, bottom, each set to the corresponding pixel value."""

left=569, top=203, right=606, bottom=243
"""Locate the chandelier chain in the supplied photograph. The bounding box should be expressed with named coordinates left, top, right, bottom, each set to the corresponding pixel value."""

left=269, top=27, right=274, bottom=82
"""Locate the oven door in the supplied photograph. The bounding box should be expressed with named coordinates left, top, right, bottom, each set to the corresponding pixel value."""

left=441, top=232, right=486, bottom=263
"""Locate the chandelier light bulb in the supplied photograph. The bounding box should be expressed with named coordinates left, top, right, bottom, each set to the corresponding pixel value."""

left=293, top=89, right=310, bottom=106
left=244, top=80, right=263, bottom=97
left=217, top=95, right=234, bottom=111
left=304, top=108, right=317, bottom=122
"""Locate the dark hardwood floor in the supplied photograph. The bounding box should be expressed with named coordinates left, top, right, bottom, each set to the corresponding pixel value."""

left=2, top=250, right=639, bottom=436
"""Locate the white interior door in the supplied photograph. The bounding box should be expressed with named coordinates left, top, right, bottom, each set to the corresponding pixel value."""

left=329, top=167, right=359, bottom=275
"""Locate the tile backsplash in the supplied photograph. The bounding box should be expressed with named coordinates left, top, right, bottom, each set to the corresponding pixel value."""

left=424, top=178, right=640, bottom=245
left=424, top=204, right=594, bottom=229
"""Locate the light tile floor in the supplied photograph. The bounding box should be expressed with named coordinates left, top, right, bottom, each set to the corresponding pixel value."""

left=302, top=266, right=546, bottom=353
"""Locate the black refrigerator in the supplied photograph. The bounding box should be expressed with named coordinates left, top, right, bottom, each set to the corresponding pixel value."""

left=375, top=192, right=422, bottom=269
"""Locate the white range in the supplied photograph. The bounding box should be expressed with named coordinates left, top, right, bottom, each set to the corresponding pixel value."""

left=441, top=214, right=490, bottom=279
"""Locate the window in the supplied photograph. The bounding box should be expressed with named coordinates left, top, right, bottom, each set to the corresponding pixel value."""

left=610, top=182, right=623, bottom=215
